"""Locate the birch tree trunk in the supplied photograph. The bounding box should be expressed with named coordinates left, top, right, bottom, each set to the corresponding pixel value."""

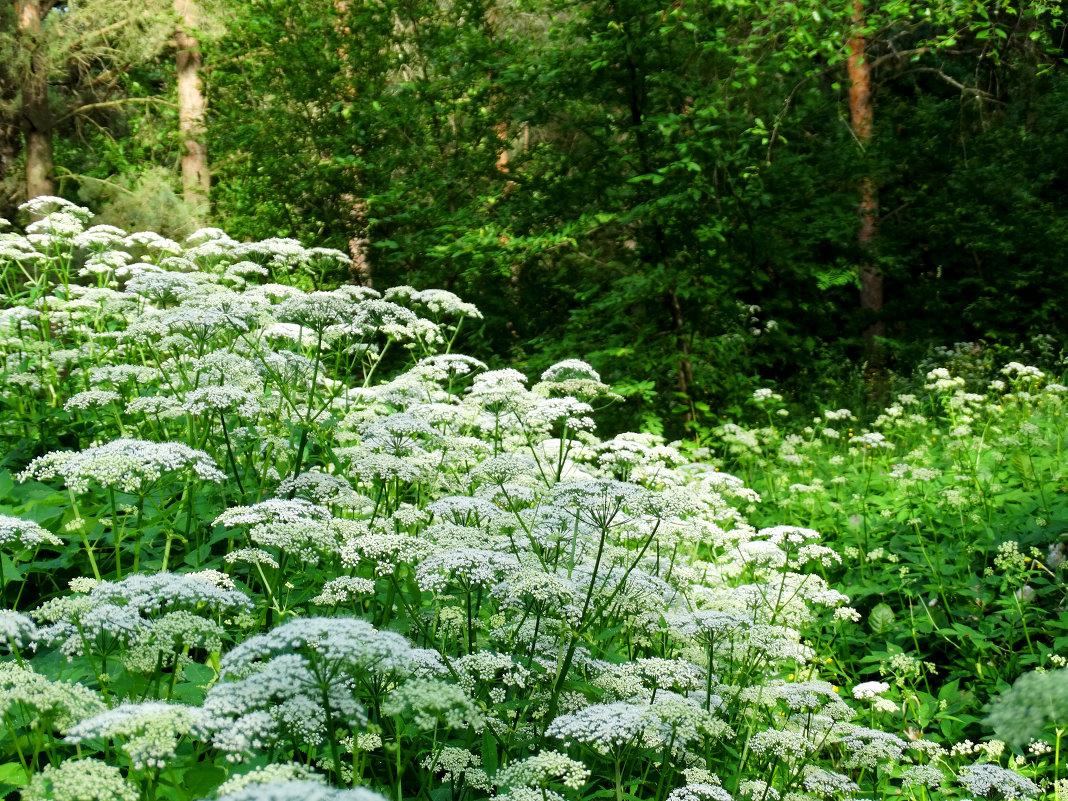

left=175, top=0, right=209, bottom=217
left=847, top=0, right=884, bottom=356
left=17, top=0, right=54, bottom=201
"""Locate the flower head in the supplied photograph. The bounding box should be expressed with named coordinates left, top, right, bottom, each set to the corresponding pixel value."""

left=0, top=514, right=62, bottom=550
left=23, top=758, right=137, bottom=801
left=67, top=701, right=208, bottom=770
left=20, top=439, right=226, bottom=494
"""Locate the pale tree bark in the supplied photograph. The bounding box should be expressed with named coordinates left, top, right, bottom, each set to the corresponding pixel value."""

left=174, top=0, right=209, bottom=217
left=847, top=0, right=884, bottom=359
left=17, top=0, right=55, bottom=201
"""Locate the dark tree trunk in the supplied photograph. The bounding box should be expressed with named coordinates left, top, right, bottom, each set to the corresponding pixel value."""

left=0, top=119, right=20, bottom=214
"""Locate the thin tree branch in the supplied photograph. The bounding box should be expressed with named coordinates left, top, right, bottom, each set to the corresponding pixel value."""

left=879, top=200, right=913, bottom=224
left=868, top=47, right=930, bottom=72
left=55, top=167, right=137, bottom=196
left=54, top=97, right=177, bottom=125
left=898, top=66, right=1004, bottom=102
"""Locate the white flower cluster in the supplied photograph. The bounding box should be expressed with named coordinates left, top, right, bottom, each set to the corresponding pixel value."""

left=220, top=616, right=414, bottom=678
left=385, top=286, right=482, bottom=320
left=214, top=764, right=322, bottom=797
left=0, top=514, right=63, bottom=550
left=67, top=701, right=207, bottom=769
left=211, top=780, right=389, bottom=801
left=340, top=531, right=437, bottom=575
left=957, top=764, right=1040, bottom=799
left=311, top=575, right=377, bottom=605
left=415, top=547, right=515, bottom=592
left=747, top=727, right=817, bottom=761
left=0, top=662, right=106, bottom=732
left=801, top=766, right=859, bottom=798
left=665, top=783, right=733, bottom=801
left=277, top=470, right=364, bottom=509
left=214, top=499, right=339, bottom=562
left=203, top=652, right=355, bottom=759
left=20, top=438, right=226, bottom=494
left=63, top=389, right=121, bottom=411
left=424, top=746, right=487, bottom=786
left=545, top=701, right=648, bottom=755
left=84, top=571, right=253, bottom=616
left=851, top=681, right=890, bottom=700
left=184, top=385, right=263, bottom=417
left=2, top=217, right=1047, bottom=801
left=0, top=610, right=40, bottom=652
left=382, top=678, right=485, bottom=731
left=32, top=572, right=251, bottom=660
left=1001, top=362, right=1045, bottom=381
left=22, top=758, right=138, bottom=801
left=123, top=610, right=226, bottom=673
left=496, top=750, right=591, bottom=791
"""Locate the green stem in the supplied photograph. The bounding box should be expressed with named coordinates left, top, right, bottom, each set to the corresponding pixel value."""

left=220, top=411, right=246, bottom=498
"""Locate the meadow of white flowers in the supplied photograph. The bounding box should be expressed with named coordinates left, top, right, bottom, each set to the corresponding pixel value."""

left=0, top=197, right=1050, bottom=800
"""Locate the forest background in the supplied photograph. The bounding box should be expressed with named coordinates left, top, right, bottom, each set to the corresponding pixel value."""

left=1, top=0, right=1066, bottom=436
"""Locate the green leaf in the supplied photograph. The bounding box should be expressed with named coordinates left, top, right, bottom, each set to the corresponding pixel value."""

left=481, top=729, right=498, bottom=776
left=0, top=553, right=25, bottom=582
left=0, top=762, right=29, bottom=789
left=179, top=763, right=227, bottom=797
left=0, top=470, right=14, bottom=501
left=869, top=603, right=896, bottom=637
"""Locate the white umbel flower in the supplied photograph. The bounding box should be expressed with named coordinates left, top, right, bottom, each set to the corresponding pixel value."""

left=0, top=515, right=62, bottom=549
left=0, top=610, right=41, bottom=652
left=546, top=701, right=648, bottom=755
left=20, top=438, right=226, bottom=494
left=22, top=758, right=137, bottom=801
left=66, top=701, right=208, bottom=769
left=212, top=780, right=389, bottom=801
left=496, top=750, right=591, bottom=790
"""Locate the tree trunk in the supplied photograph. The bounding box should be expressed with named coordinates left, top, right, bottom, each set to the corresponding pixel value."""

left=17, top=0, right=54, bottom=201
left=175, top=0, right=209, bottom=217
left=847, top=0, right=884, bottom=360
left=333, top=2, right=372, bottom=286
left=485, top=3, right=510, bottom=174
left=0, top=120, right=18, bottom=210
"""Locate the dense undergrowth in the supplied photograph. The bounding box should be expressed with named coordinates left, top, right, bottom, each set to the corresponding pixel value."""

left=698, top=367, right=1068, bottom=740
left=0, top=197, right=1064, bottom=801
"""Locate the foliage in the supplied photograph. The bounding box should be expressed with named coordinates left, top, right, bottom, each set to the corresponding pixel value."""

left=695, top=359, right=1068, bottom=780
left=192, top=0, right=1068, bottom=434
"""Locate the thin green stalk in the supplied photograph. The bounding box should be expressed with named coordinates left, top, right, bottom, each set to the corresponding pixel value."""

left=1055, top=727, right=1063, bottom=799
left=220, top=411, right=246, bottom=498
left=320, top=681, right=345, bottom=782
left=108, top=487, right=124, bottom=579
